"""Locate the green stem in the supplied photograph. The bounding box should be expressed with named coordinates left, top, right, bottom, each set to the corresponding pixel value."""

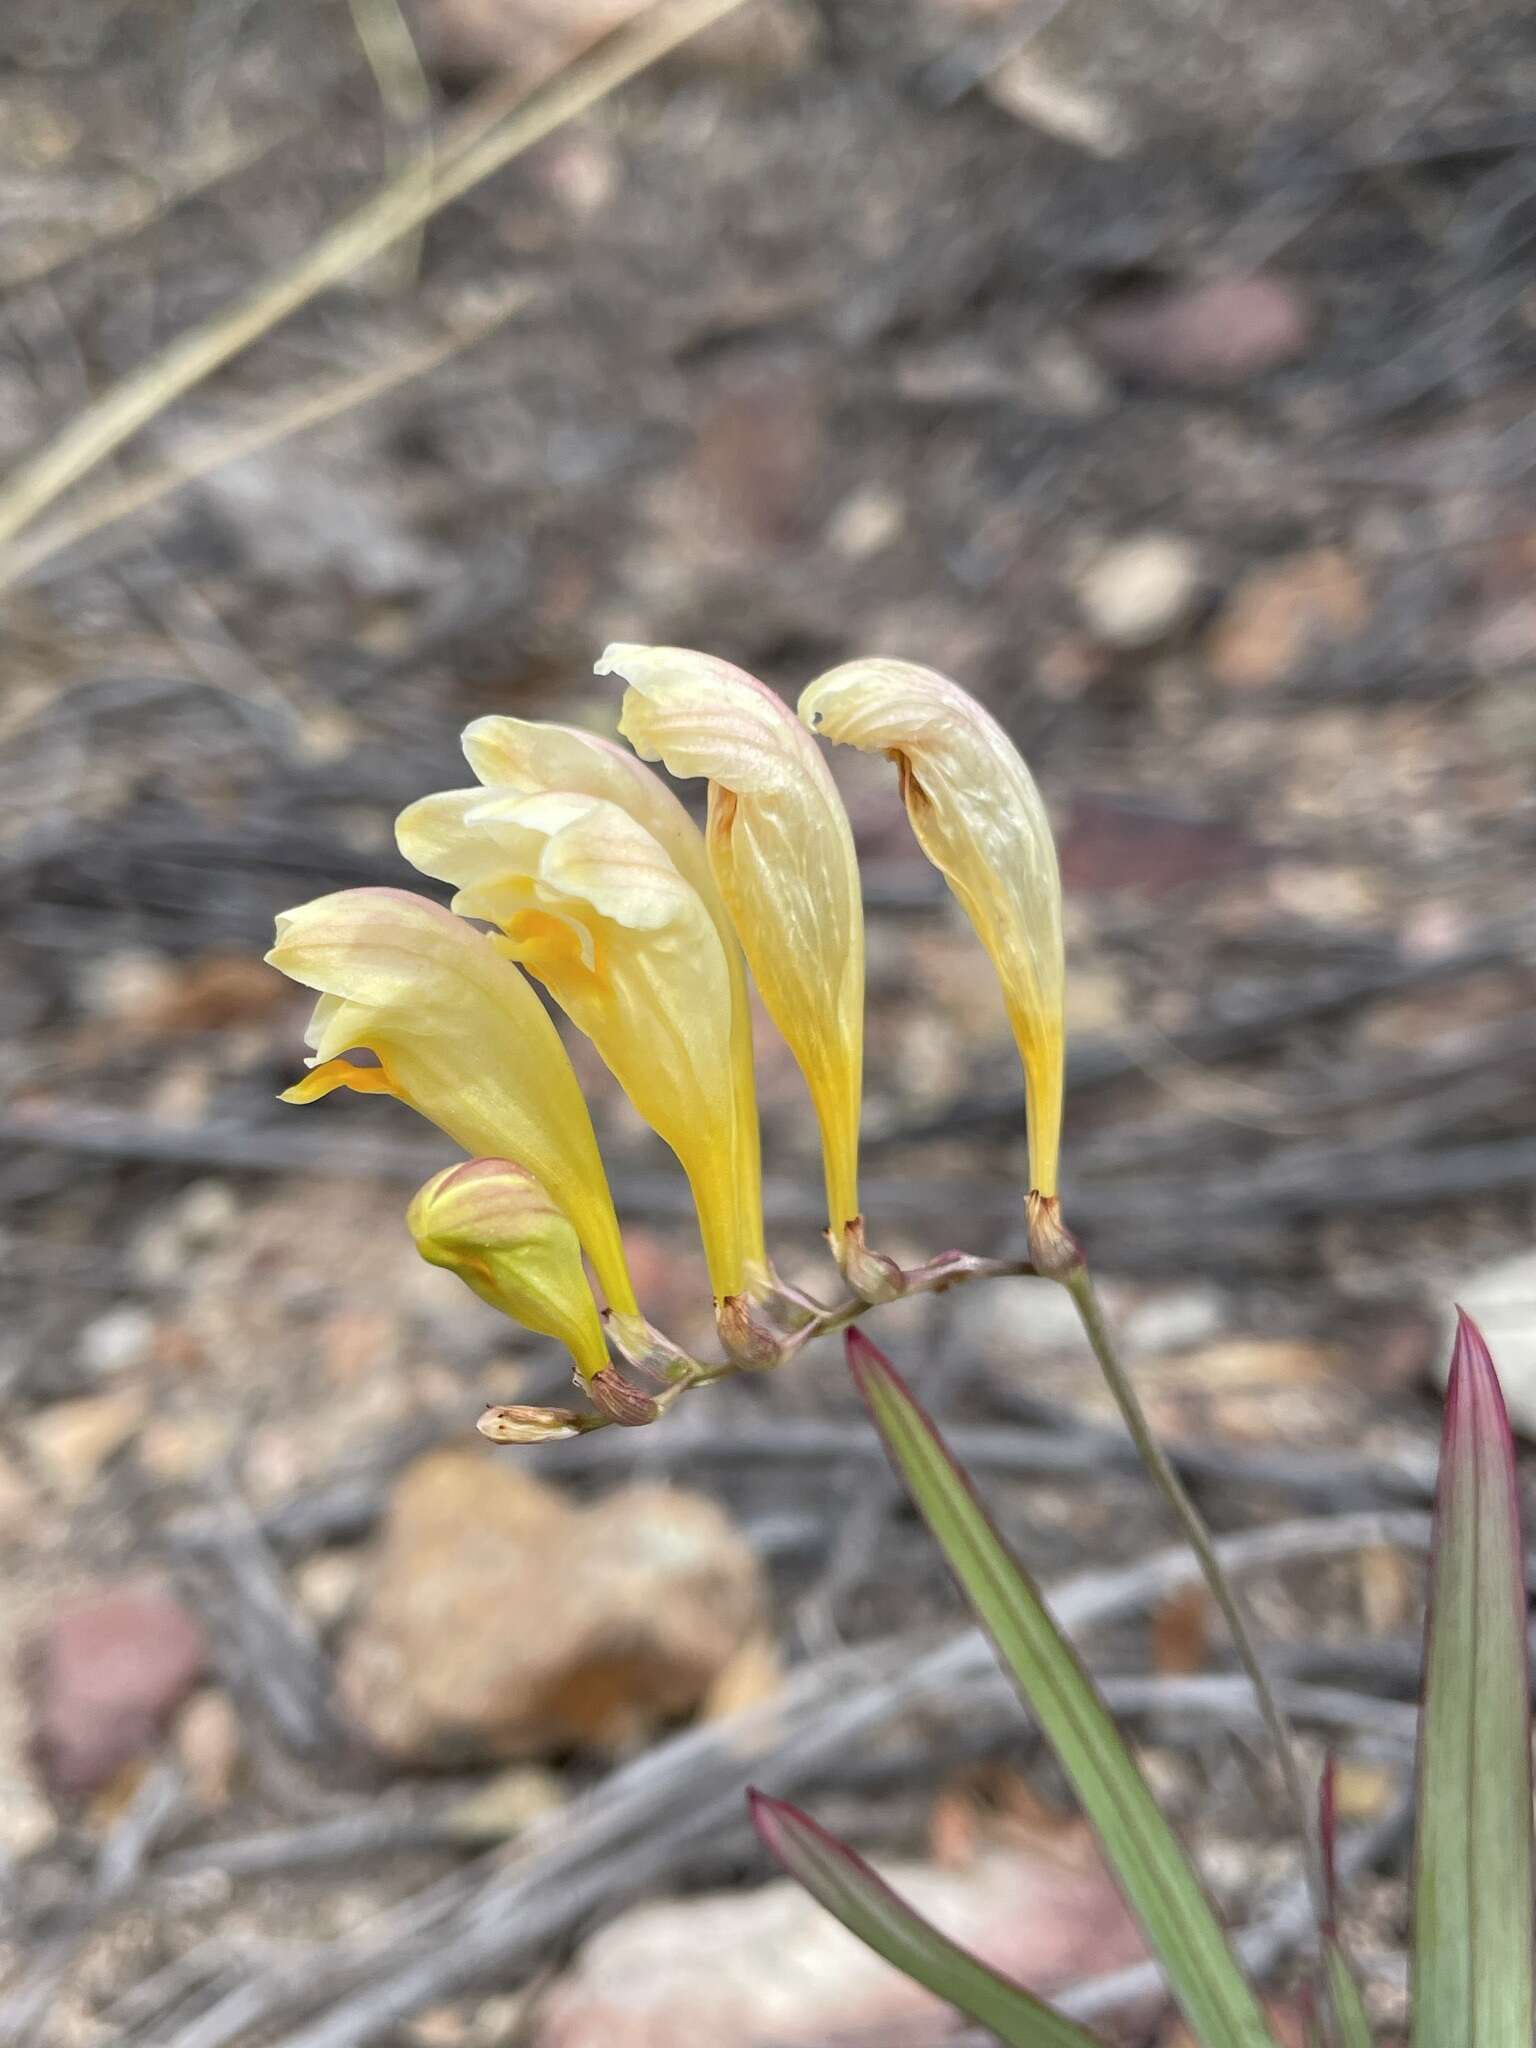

left=1063, top=1261, right=1328, bottom=1935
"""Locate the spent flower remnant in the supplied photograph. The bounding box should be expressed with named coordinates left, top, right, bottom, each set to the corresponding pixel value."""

left=397, top=785, right=747, bottom=1305
left=599, top=644, right=871, bottom=1275
left=265, top=888, right=639, bottom=1330
left=800, top=658, right=1066, bottom=1205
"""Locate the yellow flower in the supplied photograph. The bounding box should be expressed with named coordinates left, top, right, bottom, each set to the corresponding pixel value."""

left=599, top=644, right=866, bottom=1243
left=265, top=887, right=638, bottom=1318
left=408, top=1158, right=610, bottom=1379
left=398, top=715, right=770, bottom=1293
left=800, top=659, right=1066, bottom=1198
left=396, top=788, right=747, bottom=1303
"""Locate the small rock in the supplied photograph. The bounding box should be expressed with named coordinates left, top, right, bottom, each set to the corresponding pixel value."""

left=537, top=1844, right=1146, bottom=2047
left=1084, top=274, right=1313, bottom=390
left=442, top=1762, right=566, bottom=1841
left=31, top=1583, right=208, bottom=1797
left=26, top=1389, right=144, bottom=1502
left=949, top=1275, right=1095, bottom=1366
left=1121, top=1286, right=1225, bottom=1357
left=0, top=1657, right=55, bottom=1857
left=296, top=1548, right=369, bottom=1630
left=1205, top=547, right=1370, bottom=690
left=1434, top=1256, right=1536, bottom=1439
left=77, top=1305, right=156, bottom=1379
left=984, top=48, right=1133, bottom=158
left=1060, top=796, right=1263, bottom=900
left=175, top=1688, right=242, bottom=1810
left=1074, top=533, right=1202, bottom=648
left=137, top=1412, right=233, bottom=1483
left=145, top=954, right=289, bottom=1033
left=684, top=358, right=825, bottom=547
left=74, top=948, right=178, bottom=1025
left=338, top=1451, right=766, bottom=1764
left=825, top=485, right=904, bottom=561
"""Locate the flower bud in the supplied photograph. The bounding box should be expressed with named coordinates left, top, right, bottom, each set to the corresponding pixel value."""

left=408, top=1158, right=610, bottom=1379
left=477, top=1404, right=588, bottom=1445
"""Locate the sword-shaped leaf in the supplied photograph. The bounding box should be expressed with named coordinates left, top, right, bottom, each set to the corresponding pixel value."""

left=1411, top=1309, right=1533, bottom=2048
left=846, top=1328, right=1278, bottom=2048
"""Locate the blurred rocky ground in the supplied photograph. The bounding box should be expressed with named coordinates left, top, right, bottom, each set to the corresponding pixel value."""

left=0, top=0, right=1533, bottom=2041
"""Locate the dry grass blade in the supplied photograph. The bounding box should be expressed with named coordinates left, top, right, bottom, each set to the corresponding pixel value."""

left=0, top=287, right=535, bottom=587
left=0, top=0, right=753, bottom=575
left=347, top=0, right=434, bottom=292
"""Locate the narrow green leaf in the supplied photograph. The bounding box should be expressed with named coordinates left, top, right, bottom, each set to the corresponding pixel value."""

left=748, top=1792, right=1104, bottom=2048
left=846, top=1327, right=1278, bottom=2048
left=1325, top=1942, right=1373, bottom=2048
left=1411, top=1309, right=1533, bottom=2048
left=1318, top=1756, right=1374, bottom=2048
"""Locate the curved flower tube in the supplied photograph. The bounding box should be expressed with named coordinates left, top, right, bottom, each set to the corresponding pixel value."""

left=408, top=1158, right=610, bottom=1380
left=265, top=887, right=638, bottom=1319
left=800, top=659, right=1066, bottom=1199
left=399, top=715, right=770, bottom=1293
left=397, top=790, right=746, bottom=1303
left=599, top=644, right=866, bottom=1246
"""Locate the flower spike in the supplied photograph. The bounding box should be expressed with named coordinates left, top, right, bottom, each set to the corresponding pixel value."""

left=800, top=659, right=1066, bottom=1199
left=265, top=887, right=637, bottom=1321
left=600, top=644, right=867, bottom=1252
left=408, top=1158, right=610, bottom=1380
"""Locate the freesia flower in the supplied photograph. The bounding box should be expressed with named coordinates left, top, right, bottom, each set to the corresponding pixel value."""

left=799, top=659, right=1066, bottom=1200
left=266, top=886, right=638, bottom=1321
left=396, top=788, right=747, bottom=1304
left=408, top=1158, right=610, bottom=1379
left=398, top=715, right=770, bottom=1293
left=599, top=644, right=866, bottom=1249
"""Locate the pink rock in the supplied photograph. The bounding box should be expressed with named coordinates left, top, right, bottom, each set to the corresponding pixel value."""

left=31, top=1583, right=208, bottom=1796
left=1061, top=795, right=1264, bottom=900
left=537, top=1844, right=1147, bottom=2047
left=1084, top=275, right=1313, bottom=389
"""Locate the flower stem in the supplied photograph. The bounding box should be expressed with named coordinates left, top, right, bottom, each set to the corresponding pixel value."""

left=1062, top=1259, right=1326, bottom=1927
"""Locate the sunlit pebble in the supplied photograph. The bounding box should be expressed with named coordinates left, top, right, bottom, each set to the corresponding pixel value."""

left=538, top=135, right=618, bottom=217
left=1074, top=533, right=1202, bottom=649
left=825, top=485, right=904, bottom=560
left=77, top=1306, right=155, bottom=1378
left=74, top=947, right=177, bottom=1023
left=1400, top=900, right=1468, bottom=961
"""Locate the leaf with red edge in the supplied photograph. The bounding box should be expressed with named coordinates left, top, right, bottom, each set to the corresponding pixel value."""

left=748, top=1791, right=1103, bottom=2048
left=845, top=1326, right=1277, bottom=2048
left=1411, top=1310, right=1533, bottom=2048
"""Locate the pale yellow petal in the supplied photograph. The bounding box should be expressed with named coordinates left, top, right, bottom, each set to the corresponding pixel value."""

left=479, top=793, right=745, bottom=1301
left=415, top=718, right=769, bottom=1290
left=600, top=644, right=864, bottom=1238
left=800, top=659, right=1065, bottom=1196
left=266, top=887, right=636, bottom=1313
